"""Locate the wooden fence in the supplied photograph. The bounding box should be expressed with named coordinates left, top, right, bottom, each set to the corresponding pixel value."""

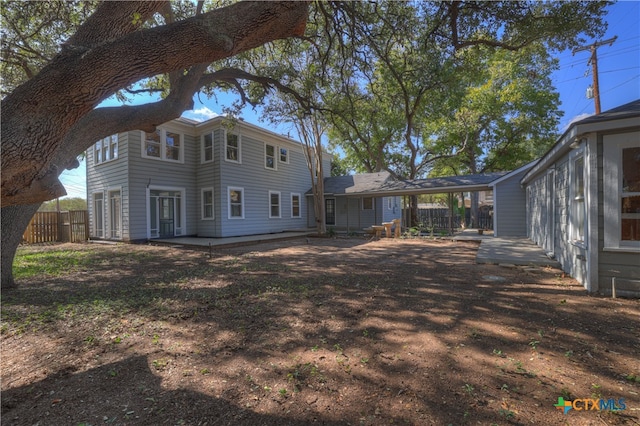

left=22, top=210, right=89, bottom=244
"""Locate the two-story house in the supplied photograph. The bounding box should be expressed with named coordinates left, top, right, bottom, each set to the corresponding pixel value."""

left=87, top=116, right=332, bottom=242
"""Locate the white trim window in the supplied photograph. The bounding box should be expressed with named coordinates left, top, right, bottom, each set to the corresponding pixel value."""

left=571, top=153, right=586, bottom=245
left=93, top=192, right=104, bottom=238
left=279, top=147, right=289, bottom=164
left=269, top=191, right=281, bottom=218
left=201, top=188, right=214, bottom=220
left=362, top=197, right=374, bottom=210
left=94, top=134, right=118, bottom=165
left=265, top=143, right=277, bottom=170
left=228, top=186, right=244, bottom=219
left=291, top=193, right=301, bottom=218
left=225, top=132, right=241, bottom=163
left=142, top=129, right=183, bottom=162
left=201, top=132, right=214, bottom=163
left=604, top=134, right=640, bottom=249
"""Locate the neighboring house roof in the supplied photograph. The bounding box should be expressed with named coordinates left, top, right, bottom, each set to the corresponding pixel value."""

left=522, top=99, right=640, bottom=184
left=313, top=170, right=509, bottom=197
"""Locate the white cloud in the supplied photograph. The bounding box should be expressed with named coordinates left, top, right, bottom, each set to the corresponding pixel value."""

left=182, top=106, right=219, bottom=122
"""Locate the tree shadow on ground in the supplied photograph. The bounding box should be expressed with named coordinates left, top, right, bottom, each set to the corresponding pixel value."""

left=3, top=238, right=639, bottom=425
left=1, top=354, right=351, bottom=426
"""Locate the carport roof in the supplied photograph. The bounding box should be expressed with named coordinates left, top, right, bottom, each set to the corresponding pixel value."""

left=313, top=170, right=509, bottom=197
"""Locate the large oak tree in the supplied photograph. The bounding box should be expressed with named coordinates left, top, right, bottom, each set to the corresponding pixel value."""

left=1, top=0, right=308, bottom=288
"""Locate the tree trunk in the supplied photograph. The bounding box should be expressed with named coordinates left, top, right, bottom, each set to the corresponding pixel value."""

left=470, top=191, right=479, bottom=228
left=1, top=203, right=40, bottom=289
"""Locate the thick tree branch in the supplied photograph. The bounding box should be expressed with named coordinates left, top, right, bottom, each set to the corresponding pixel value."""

left=1, top=1, right=308, bottom=207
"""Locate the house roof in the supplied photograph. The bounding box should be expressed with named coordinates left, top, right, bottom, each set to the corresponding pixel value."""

left=522, top=98, right=640, bottom=184
left=376, top=172, right=508, bottom=196
left=313, top=170, right=508, bottom=197
left=574, top=99, right=640, bottom=125
left=321, top=171, right=393, bottom=195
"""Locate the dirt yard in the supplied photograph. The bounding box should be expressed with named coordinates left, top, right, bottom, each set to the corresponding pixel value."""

left=1, top=237, right=639, bottom=425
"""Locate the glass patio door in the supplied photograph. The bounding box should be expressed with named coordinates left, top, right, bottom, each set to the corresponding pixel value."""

left=159, top=197, right=175, bottom=238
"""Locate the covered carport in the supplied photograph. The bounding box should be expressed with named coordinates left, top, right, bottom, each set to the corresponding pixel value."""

left=311, top=168, right=533, bottom=237
left=312, top=170, right=539, bottom=236
left=373, top=172, right=508, bottom=233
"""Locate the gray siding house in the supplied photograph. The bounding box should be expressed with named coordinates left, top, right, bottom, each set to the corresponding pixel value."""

left=521, top=100, right=640, bottom=297
left=86, top=117, right=330, bottom=241
left=307, top=172, right=402, bottom=232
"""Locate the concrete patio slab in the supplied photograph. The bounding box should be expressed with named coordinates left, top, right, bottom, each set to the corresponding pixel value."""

left=476, top=237, right=561, bottom=268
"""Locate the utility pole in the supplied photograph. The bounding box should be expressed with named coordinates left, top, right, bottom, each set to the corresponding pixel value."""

left=572, top=36, right=617, bottom=114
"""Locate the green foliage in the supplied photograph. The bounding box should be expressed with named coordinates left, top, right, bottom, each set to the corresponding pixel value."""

left=38, top=197, right=87, bottom=212
left=0, top=1, right=99, bottom=95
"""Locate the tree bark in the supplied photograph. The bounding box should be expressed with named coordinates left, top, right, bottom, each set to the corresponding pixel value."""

left=1, top=203, right=40, bottom=289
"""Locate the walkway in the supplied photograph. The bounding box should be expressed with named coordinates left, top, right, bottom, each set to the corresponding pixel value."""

left=475, top=237, right=561, bottom=268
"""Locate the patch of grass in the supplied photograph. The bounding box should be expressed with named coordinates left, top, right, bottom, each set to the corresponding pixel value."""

left=152, top=358, right=169, bottom=371
left=625, top=373, right=640, bottom=383
left=559, top=388, right=572, bottom=400
left=13, top=248, right=93, bottom=279
left=498, top=408, right=515, bottom=419
left=591, top=383, right=602, bottom=399
left=463, top=383, right=474, bottom=395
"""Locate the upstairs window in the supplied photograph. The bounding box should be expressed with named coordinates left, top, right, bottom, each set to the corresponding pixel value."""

left=142, top=129, right=183, bottom=162
left=165, top=131, right=181, bottom=161
left=144, top=130, right=161, bottom=158
left=201, top=132, right=213, bottom=163
left=94, top=134, right=118, bottom=165
left=265, top=143, right=276, bottom=170
left=280, top=147, right=289, bottom=163
left=226, top=133, right=241, bottom=163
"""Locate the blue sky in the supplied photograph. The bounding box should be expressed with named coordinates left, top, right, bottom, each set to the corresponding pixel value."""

left=59, top=1, right=640, bottom=199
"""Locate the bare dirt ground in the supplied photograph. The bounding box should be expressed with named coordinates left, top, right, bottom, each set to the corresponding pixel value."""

left=1, top=237, right=639, bottom=426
